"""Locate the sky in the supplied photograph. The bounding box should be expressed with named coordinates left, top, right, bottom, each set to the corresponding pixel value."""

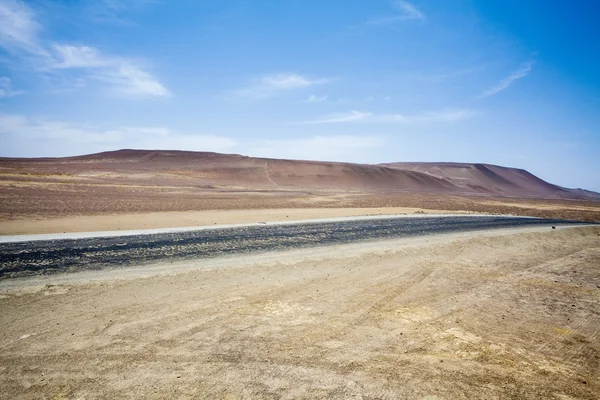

left=0, top=0, right=599, bottom=191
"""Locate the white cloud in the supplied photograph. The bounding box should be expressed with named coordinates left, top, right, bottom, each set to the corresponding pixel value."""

left=263, top=73, right=326, bottom=89
left=368, top=0, right=424, bottom=25
left=0, top=114, right=236, bottom=157
left=0, top=76, right=23, bottom=98
left=49, top=44, right=170, bottom=97
left=103, top=63, right=170, bottom=97
left=384, top=109, right=475, bottom=123
left=51, top=44, right=109, bottom=68
left=303, top=94, right=328, bottom=103
left=0, top=0, right=46, bottom=54
left=248, top=135, right=386, bottom=163
left=479, top=62, right=533, bottom=99
left=0, top=2, right=169, bottom=98
left=298, top=109, right=474, bottom=124
left=229, top=73, right=328, bottom=100
left=298, top=110, right=372, bottom=124
left=393, top=1, right=424, bottom=20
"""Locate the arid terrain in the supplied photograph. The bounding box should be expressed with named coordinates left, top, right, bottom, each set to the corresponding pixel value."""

left=1, top=226, right=599, bottom=399
left=1, top=149, right=599, bottom=235
left=1, top=150, right=599, bottom=399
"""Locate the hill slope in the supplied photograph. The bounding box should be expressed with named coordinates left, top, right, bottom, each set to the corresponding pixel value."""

left=1, top=149, right=598, bottom=200
left=380, top=162, right=599, bottom=199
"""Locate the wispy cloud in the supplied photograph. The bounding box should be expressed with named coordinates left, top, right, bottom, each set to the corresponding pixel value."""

left=51, top=44, right=109, bottom=68
left=0, top=0, right=46, bottom=54
left=0, top=113, right=236, bottom=157
left=298, top=109, right=474, bottom=124
left=229, top=73, right=328, bottom=100
left=262, top=73, right=326, bottom=89
left=0, top=0, right=169, bottom=98
left=0, top=76, right=23, bottom=98
left=51, top=44, right=170, bottom=97
left=393, top=1, right=424, bottom=19
left=368, top=0, right=424, bottom=25
left=393, top=109, right=475, bottom=123
left=303, top=94, right=328, bottom=103
left=299, top=110, right=373, bottom=124
left=479, top=62, right=533, bottom=99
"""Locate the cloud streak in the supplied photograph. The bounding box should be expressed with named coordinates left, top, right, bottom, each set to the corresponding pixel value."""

left=479, top=62, right=533, bottom=99
left=298, top=109, right=474, bottom=124
left=0, top=0, right=46, bottom=54
left=0, top=0, right=169, bottom=98
left=303, top=94, right=328, bottom=103
left=299, top=110, right=372, bottom=124
left=368, top=0, right=424, bottom=25
left=51, top=44, right=170, bottom=97
left=394, top=1, right=424, bottom=20
left=229, top=73, right=328, bottom=100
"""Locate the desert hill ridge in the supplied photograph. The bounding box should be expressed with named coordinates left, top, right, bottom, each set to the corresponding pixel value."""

left=1, top=149, right=598, bottom=200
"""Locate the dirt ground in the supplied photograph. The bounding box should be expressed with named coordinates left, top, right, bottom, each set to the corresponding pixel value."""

left=1, top=226, right=599, bottom=399
left=2, top=161, right=600, bottom=235
left=2, top=186, right=600, bottom=235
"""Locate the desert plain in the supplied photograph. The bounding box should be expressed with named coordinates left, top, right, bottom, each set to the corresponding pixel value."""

left=1, top=150, right=599, bottom=399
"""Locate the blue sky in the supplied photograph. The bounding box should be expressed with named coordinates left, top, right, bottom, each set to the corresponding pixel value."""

left=0, top=0, right=599, bottom=191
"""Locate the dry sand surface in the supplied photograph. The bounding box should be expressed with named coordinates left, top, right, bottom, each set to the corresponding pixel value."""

left=2, top=190, right=600, bottom=236
left=1, top=226, right=599, bottom=399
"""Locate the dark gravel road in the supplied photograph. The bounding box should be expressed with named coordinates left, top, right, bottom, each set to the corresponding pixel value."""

left=0, top=216, right=589, bottom=279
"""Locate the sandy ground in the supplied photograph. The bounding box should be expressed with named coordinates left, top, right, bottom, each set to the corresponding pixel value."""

left=1, top=226, right=599, bottom=399
left=0, top=207, right=471, bottom=236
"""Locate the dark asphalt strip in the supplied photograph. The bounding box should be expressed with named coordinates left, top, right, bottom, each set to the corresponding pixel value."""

left=0, top=216, right=590, bottom=279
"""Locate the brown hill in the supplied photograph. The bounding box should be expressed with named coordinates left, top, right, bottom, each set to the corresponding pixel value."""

left=380, top=162, right=599, bottom=199
left=1, top=149, right=598, bottom=200
left=0, top=149, right=459, bottom=193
